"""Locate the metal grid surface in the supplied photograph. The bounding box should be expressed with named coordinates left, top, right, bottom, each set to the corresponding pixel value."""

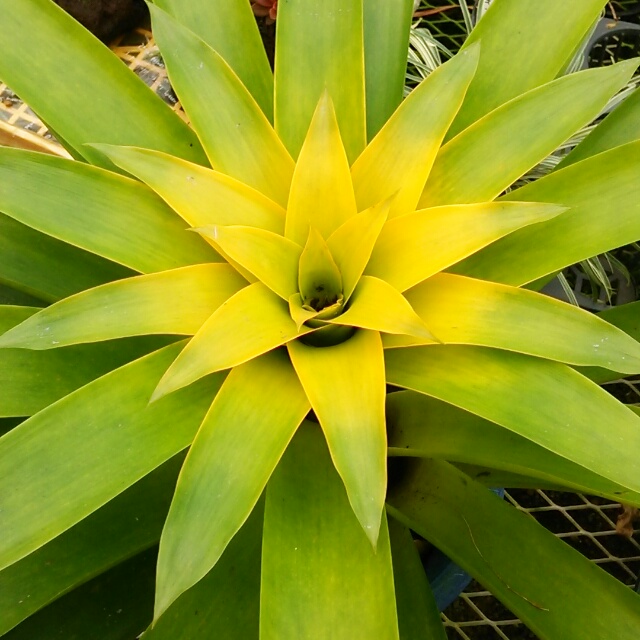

left=442, top=489, right=640, bottom=639
left=1, top=15, right=640, bottom=640
left=413, top=3, right=469, bottom=52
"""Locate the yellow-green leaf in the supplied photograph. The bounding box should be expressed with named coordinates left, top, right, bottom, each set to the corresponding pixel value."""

left=352, top=43, right=479, bottom=219
left=448, top=0, right=609, bottom=137
left=94, top=145, right=286, bottom=233
left=153, top=283, right=308, bottom=400
left=366, top=202, right=564, bottom=292
left=0, top=0, right=206, bottom=170
left=154, top=351, right=309, bottom=620
left=149, top=5, right=294, bottom=207
left=386, top=391, right=640, bottom=507
left=275, top=0, right=366, bottom=163
left=327, top=200, right=389, bottom=301
left=420, top=60, right=639, bottom=207
left=384, top=273, right=640, bottom=374
left=285, top=94, right=357, bottom=245
left=0, top=149, right=216, bottom=274
left=196, top=226, right=301, bottom=300
left=385, top=345, right=640, bottom=497
left=330, top=276, right=435, bottom=341
left=153, top=0, right=273, bottom=120
left=261, top=423, right=399, bottom=640
left=0, top=342, right=225, bottom=571
left=0, top=265, right=246, bottom=350
left=363, top=0, right=415, bottom=140
left=288, top=330, right=387, bottom=545
left=458, top=140, right=640, bottom=285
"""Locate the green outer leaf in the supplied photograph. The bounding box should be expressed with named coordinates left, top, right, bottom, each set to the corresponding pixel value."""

left=288, top=330, right=387, bottom=545
left=150, top=5, right=293, bottom=207
left=385, top=345, right=640, bottom=498
left=153, top=0, right=274, bottom=120
left=152, top=283, right=310, bottom=400
left=95, top=145, right=285, bottom=232
left=285, top=93, right=358, bottom=245
left=0, top=0, right=205, bottom=169
left=0, top=149, right=216, bottom=273
left=275, top=0, right=366, bottom=163
left=386, top=391, right=640, bottom=507
left=260, top=423, right=399, bottom=640
left=197, top=225, right=301, bottom=300
left=420, top=60, right=638, bottom=207
left=4, top=548, right=156, bottom=640
left=0, top=342, right=225, bottom=571
left=0, top=456, right=182, bottom=634
left=1, top=332, right=174, bottom=417
left=561, top=83, right=640, bottom=167
left=327, top=200, right=389, bottom=300
left=388, top=516, right=446, bottom=640
left=366, top=202, right=564, bottom=292
left=0, top=214, right=133, bottom=303
left=387, top=459, right=640, bottom=640
left=145, top=499, right=263, bottom=640
left=0, top=265, right=246, bottom=350
left=330, top=276, right=435, bottom=341
left=363, top=0, right=414, bottom=140
left=154, top=351, right=309, bottom=619
left=448, top=0, right=608, bottom=137
left=457, top=141, right=640, bottom=285
left=384, top=273, right=640, bottom=374
left=352, top=43, right=479, bottom=219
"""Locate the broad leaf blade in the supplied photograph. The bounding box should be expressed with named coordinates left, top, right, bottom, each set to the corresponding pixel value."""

left=385, top=345, right=640, bottom=497
left=261, top=423, right=399, bottom=640
left=153, top=283, right=308, bottom=400
left=387, top=458, right=640, bottom=640
left=150, top=5, right=293, bottom=207
left=0, top=149, right=216, bottom=273
left=197, top=226, right=301, bottom=300
left=154, top=352, right=308, bottom=619
left=95, top=145, right=286, bottom=233
left=366, top=202, right=564, bottom=292
left=330, top=276, right=435, bottom=341
left=386, top=391, right=640, bottom=507
left=561, top=83, right=640, bottom=167
left=146, top=499, right=263, bottom=640
left=420, top=60, right=638, bottom=207
left=285, top=94, right=357, bottom=245
left=0, top=457, right=182, bottom=634
left=0, top=342, right=225, bottom=571
left=0, top=0, right=205, bottom=169
left=449, top=0, right=608, bottom=137
left=153, top=0, right=273, bottom=120
left=288, top=330, right=387, bottom=544
left=363, top=0, right=415, bottom=140
left=275, top=0, right=366, bottom=163
left=327, top=201, right=389, bottom=300
left=352, top=43, right=479, bottom=219
left=457, top=141, right=640, bottom=285
left=0, top=214, right=132, bottom=303
left=385, top=273, right=640, bottom=373
left=0, top=265, right=246, bottom=349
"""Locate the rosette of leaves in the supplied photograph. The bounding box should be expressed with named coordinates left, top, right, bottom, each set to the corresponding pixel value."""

left=1, top=0, right=640, bottom=638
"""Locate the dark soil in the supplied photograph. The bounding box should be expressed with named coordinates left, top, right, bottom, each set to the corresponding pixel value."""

left=54, top=0, right=148, bottom=42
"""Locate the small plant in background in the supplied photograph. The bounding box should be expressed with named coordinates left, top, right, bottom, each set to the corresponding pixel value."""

left=1, top=0, right=640, bottom=638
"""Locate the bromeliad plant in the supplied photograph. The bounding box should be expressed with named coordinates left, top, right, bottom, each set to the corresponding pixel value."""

left=2, top=0, right=640, bottom=638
